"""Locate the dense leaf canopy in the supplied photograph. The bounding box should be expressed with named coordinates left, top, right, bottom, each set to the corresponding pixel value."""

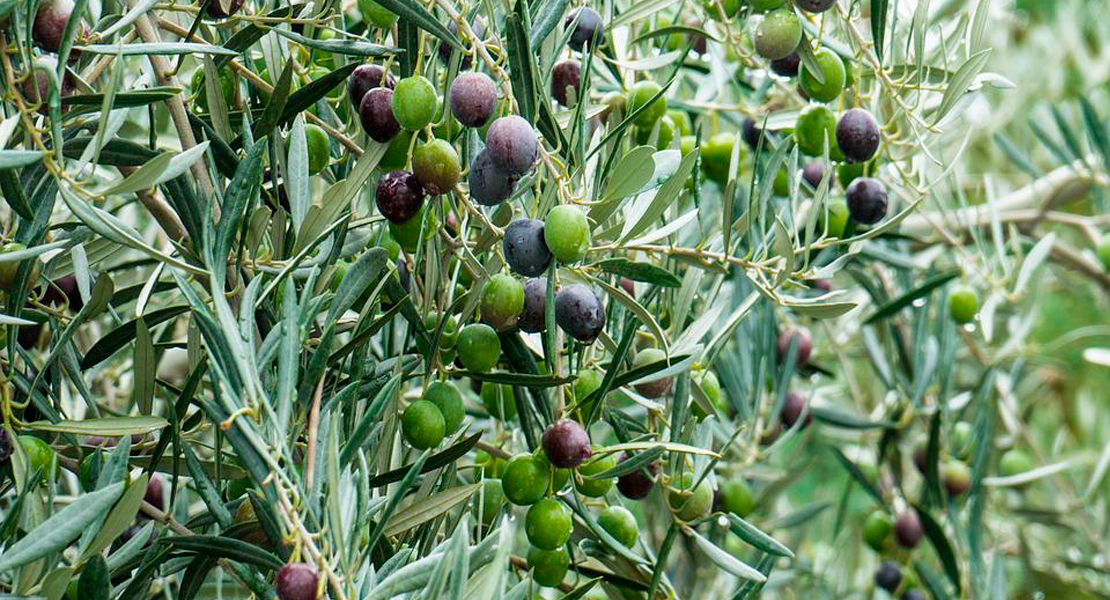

left=0, top=0, right=1108, bottom=599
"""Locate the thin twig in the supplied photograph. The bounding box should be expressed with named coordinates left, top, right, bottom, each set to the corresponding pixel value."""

left=127, top=0, right=217, bottom=205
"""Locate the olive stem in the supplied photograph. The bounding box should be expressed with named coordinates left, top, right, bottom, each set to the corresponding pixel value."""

left=127, top=1, right=217, bottom=206
left=303, top=373, right=325, bottom=491
left=118, top=166, right=191, bottom=245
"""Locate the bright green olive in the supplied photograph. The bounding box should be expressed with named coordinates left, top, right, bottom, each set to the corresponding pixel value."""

left=795, top=104, right=838, bottom=157
left=701, top=132, right=737, bottom=184
left=862, top=510, right=894, bottom=552
left=823, top=199, right=850, bottom=239
left=634, top=115, right=675, bottom=150
left=392, top=76, right=437, bottom=131
left=576, top=448, right=616, bottom=497
left=719, top=479, right=755, bottom=517
left=457, top=324, right=501, bottom=372
left=502, top=454, right=549, bottom=505
left=401, top=400, right=446, bottom=449
left=17, top=435, right=56, bottom=484
left=799, top=48, right=847, bottom=103
left=597, top=505, right=638, bottom=547
left=424, top=381, right=464, bottom=433
left=999, top=449, right=1033, bottom=477
left=480, top=274, right=525, bottom=331
left=543, top=205, right=591, bottom=263
left=666, top=472, right=713, bottom=521
left=752, top=9, right=802, bottom=60
left=477, top=478, right=504, bottom=525
left=359, top=0, right=398, bottom=28
left=948, top=285, right=979, bottom=324
left=525, top=498, right=572, bottom=550
left=626, top=81, right=666, bottom=129
left=527, top=546, right=569, bottom=587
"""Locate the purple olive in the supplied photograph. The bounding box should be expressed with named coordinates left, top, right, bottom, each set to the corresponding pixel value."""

left=375, top=170, right=425, bottom=224
left=566, top=7, right=605, bottom=51
left=845, top=177, right=888, bottom=224
left=348, top=64, right=395, bottom=109
left=450, top=72, right=498, bottom=128
left=467, top=148, right=518, bottom=206
left=359, top=87, right=400, bottom=143
left=776, top=327, right=812, bottom=368
left=554, top=284, right=605, bottom=344
left=503, top=219, right=552, bottom=278
left=518, top=277, right=548, bottom=333
left=205, top=0, right=245, bottom=19
left=802, top=162, right=825, bottom=189
left=894, top=509, right=924, bottom=549
left=542, top=419, right=592, bottom=469
left=275, top=563, right=318, bottom=600
left=485, top=116, right=538, bottom=175
left=33, top=0, right=88, bottom=54
left=780, top=391, right=811, bottom=429
left=836, top=108, right=881, bottom=164
left=551, top=60, right=582, bottom=106
left=616, top=454, right=657, bottom=500
left=770, top=52, right=800, bottom=77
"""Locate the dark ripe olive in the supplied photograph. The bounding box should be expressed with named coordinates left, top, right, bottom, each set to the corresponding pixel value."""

left=467, top=149, right=518, bottom=206
left=274, top=563, right=318, bottom=600
left=619, top=277, right=635, bottom=297
left=845, top=177, right=888, bottom=224
left=780, top=391, right=811, bottom=429
left=836, top=108, right=881, bottom=164
left=449, top=72, right=497, bottom=128
left=518, top=277, right=548, bottom=333
left=874, top=561, right=902, bottom=592
left=438, top=18, right=486, bottom=68
left=359, top=87, right=400, bottom=143
left=554, top=284, right=605, bottom=344
left=22, top=57, right=76, bottom=114
left=375, top=170, right=425, bottom=224
left=485, top=116, right=538, bottom=175
left=770, top=52, right=801, bottom=77
left=205, top=0, right=245, bottom=19
left=616, top=454, right=658, bottom=500
left=541, top=419, right=592, bottom=469
left=33, top=0, right=88, bottom=54
left=144, top=475, right=165, bottom=511
left=348, top=64, right=394, bottom=109
left=551, top=60, right=582, bottom=106
left=503, top=219, right=552, bottom=277
left=742, top=117, right=771, bottom=150
left=795, top=0, right=837, bottom=12
left=802, top=162, right=826, bottom=189
left=776, top=327, right=812, bottom=368
left=894, top=509, right=924, bottom=549
left=566, top=7, right=605, bottom=51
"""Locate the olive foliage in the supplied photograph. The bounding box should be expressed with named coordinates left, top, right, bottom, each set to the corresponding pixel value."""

left=0, top=0, right=1107, bottom=599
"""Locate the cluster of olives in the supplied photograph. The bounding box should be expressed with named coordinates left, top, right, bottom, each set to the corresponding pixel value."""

left=861, top=418, right=1034, bottom=599
left=643, top=0, right=890, bottom=239
left=858, top=509, right=927, bottom=599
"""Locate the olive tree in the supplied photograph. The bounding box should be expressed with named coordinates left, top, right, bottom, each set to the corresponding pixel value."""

left=0, top=0, right=1107, bottom=599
